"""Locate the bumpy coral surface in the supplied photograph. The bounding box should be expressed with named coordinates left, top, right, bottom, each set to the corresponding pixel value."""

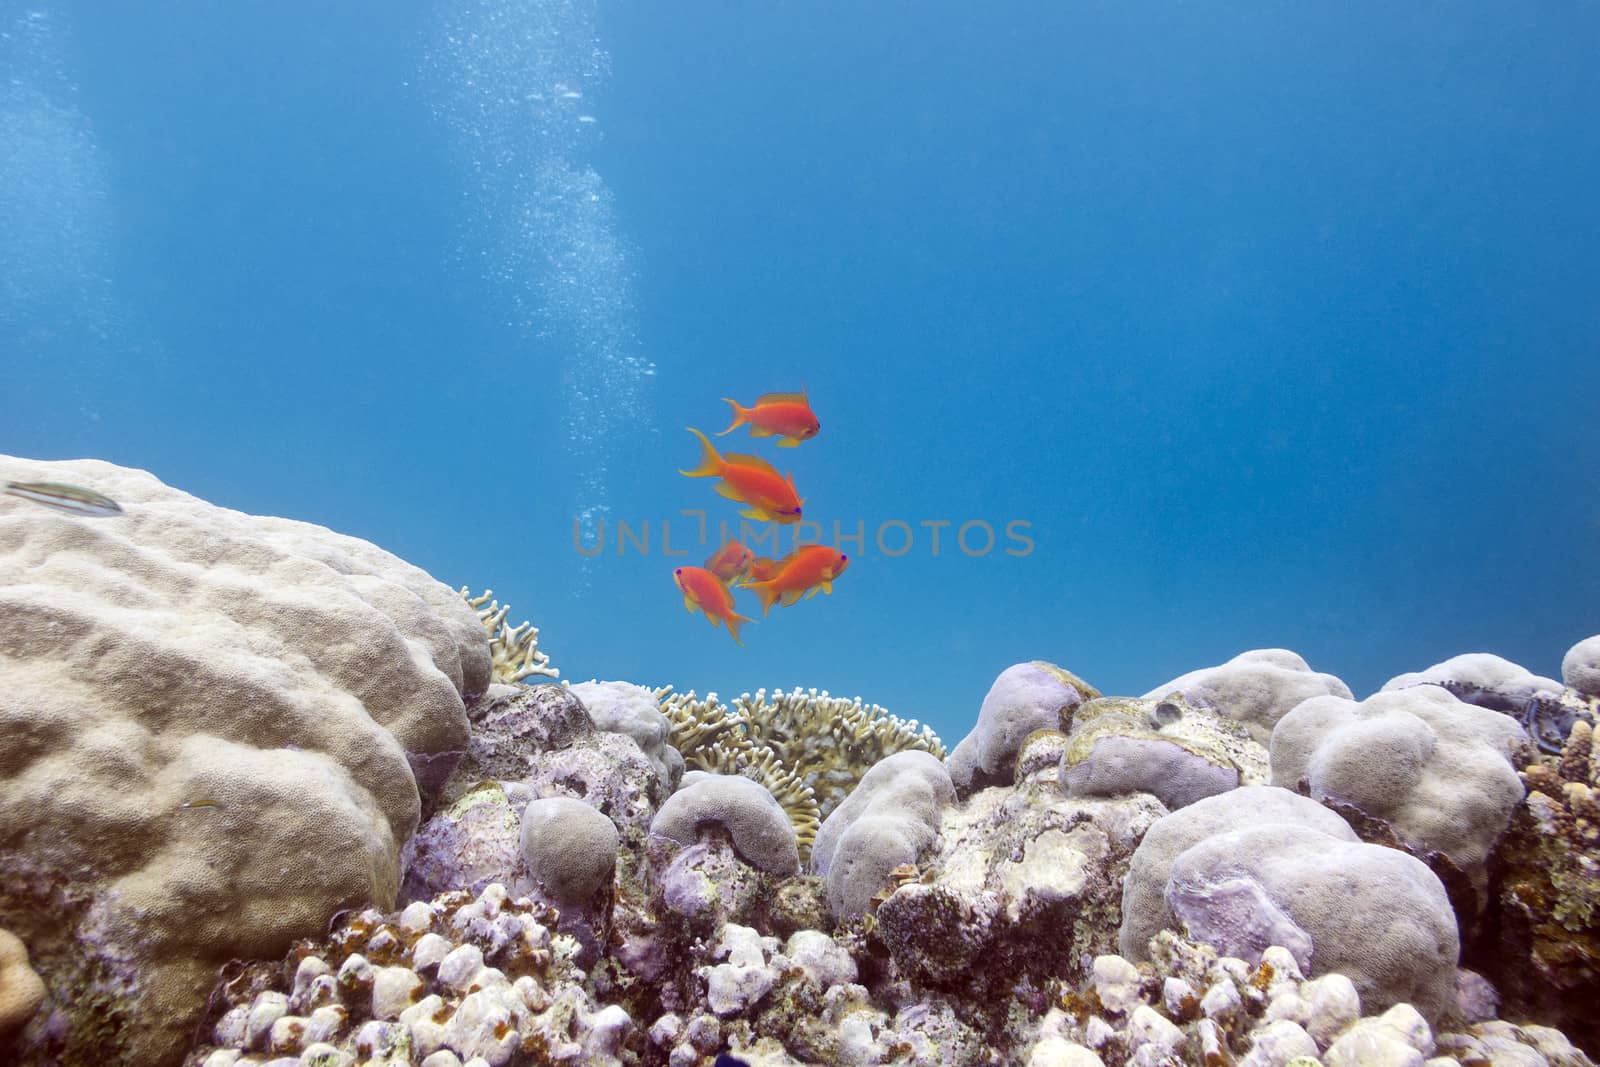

left=1141, top=648, right=1352, bottom=745
left=0, top=455, right=488, bottom=1066
left=1271, top=683, right=1527, bottom=907
left=947, top=661, right=1098, bottom=794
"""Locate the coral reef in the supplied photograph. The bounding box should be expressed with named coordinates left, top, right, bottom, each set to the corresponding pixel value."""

left=1030, top=932, right=1589, bottom=1067
left=8, top=460, right=1600, bottom=1066
left=0, top=454, right=487, bottom=1067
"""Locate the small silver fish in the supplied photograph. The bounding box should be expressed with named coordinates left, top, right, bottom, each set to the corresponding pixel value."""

left=3, top=480, right=123, bottom=517
left=177, top=799, right=220, bottom=811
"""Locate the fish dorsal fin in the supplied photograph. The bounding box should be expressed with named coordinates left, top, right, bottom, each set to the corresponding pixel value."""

left=755, top=390, right=807, bottom=407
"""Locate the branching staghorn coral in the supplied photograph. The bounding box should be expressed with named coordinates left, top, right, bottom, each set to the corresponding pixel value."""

left=460, top=588, right=558, bottom=683
left=657, top=685, right=946, bottom=859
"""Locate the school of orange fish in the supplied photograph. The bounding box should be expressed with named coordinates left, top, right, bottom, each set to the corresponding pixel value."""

left=672, top=389, right=849, bottom=646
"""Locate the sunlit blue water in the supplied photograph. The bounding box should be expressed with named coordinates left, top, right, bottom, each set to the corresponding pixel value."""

left=4, top=1, right=1597, bottom=742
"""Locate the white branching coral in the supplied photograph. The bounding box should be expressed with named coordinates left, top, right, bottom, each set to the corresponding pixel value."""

left=460, top=587, right=558, bottom=683
left=658, top=685, right=946, bottom=858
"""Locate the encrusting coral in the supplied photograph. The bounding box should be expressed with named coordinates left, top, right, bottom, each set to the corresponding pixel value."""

left=460, top=587, right=558, bottom=683
left=1480, top=718, right=1600, bottom=1055
left=657, top=685, right=946, bottom=858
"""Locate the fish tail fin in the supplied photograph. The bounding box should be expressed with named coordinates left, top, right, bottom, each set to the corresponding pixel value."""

left=715, top=398, right=747, bottom=436
left=725, top=611, right=754, bottom=646
left=746, top=580, right=782, bottom=618
left=678, top=427, right=722, bottom=478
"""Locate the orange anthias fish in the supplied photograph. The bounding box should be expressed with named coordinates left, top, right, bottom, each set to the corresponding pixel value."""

left=740, top=545, right=849, bottom=616
left=674, top=566, right=754, bottom=645
left=705, top=541, right=755, bottom=583
left=679, top=428, right=804, bottom=524
left=717, top=388, right=820, bottom=447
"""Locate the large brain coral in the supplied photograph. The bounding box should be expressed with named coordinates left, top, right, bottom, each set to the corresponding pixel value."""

left=0, top=455, right=488, bottom=1066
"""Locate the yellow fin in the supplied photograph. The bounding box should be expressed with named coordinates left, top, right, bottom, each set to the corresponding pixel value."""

left=683, top=595, right=696, bottom=614
left=725, top=612, right=752, bottom=646
left=755, top=391, right=807, bottom=406
left=678, top=428, right=722, bottom=478
left=776, top=437, right=801, bottom=447
left=821, top=580, right=833, bottom=594
left=713, top=482, right=746, bottom=502
left=780, top=588, right=804, bottom=608
left=802, top=586, right=821, bottom=602
left=749, top=426, right=776, bottom=437
left=715, top=398, right=747, bottom=436
left=739, top=508, right=777, bottom=522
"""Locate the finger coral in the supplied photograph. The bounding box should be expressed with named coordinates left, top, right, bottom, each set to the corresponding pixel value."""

left=460, top=587, right=558, bottom=683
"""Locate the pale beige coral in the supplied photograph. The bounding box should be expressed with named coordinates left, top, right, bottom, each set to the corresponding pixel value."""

left=0, top=454, right=487, bottom=1066
left=0, top=928, right=44, bottom=1036
left=461, top=587, right=558, bottom=683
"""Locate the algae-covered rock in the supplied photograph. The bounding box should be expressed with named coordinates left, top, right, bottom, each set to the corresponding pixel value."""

left=0, top=454, right=487, bottom=1066
left=874, top=766, right=1164, bottom=1004
left=1059, top=695, right=1259, bottom=810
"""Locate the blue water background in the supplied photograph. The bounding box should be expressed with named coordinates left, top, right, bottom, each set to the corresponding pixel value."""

left=4, top=1, right=1598, bottom=743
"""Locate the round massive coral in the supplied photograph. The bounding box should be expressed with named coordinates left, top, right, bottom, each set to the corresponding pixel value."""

left=0, top=455, right=488, bottom=1066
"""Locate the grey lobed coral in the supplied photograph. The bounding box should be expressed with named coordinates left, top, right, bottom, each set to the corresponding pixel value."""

left=810, top=751, right=957, bottom=920
left=1118, top=786, right=1461, bottom=1023
left=519, top=796, right=620, bottom=904
left=650, top=773, right=801, bottom=876
left=1270, top=683, right=1527, bottom=908
left=1141, top=648, right=1352, bottom=746
left=571, top=681, right=686, bottom=786
left=947, top=661, right=1100, bottom=794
